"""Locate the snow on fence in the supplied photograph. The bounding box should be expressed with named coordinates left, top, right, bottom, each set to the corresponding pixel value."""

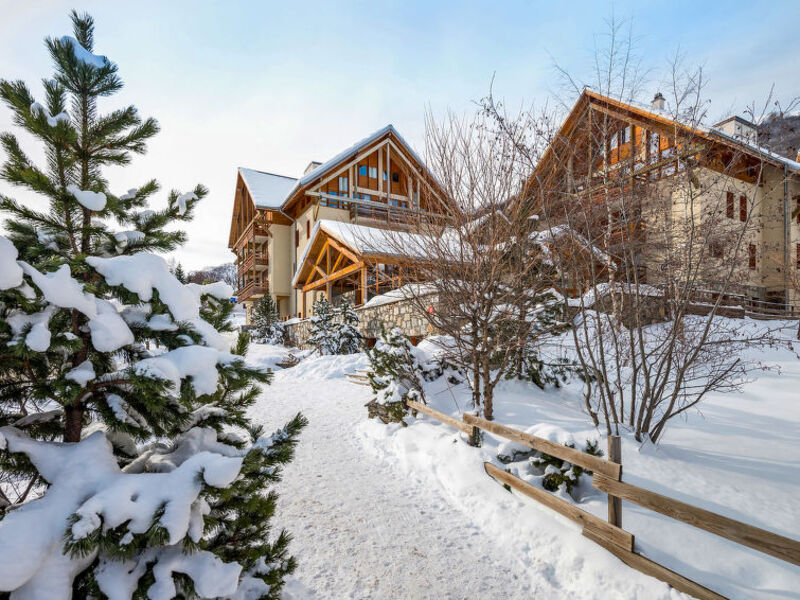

left=405, top=399, right=800, bottom=600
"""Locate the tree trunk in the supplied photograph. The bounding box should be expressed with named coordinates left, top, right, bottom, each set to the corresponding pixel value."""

left=64, top=403, right=84, bottom=443
left=483, top=382, right=494, bottom=421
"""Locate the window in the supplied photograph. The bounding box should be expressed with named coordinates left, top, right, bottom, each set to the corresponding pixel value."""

left=391, top=172, right=399, bottom=183
left=306, top=220, right=310, bottom=239
left=369, top=166, right=378, bottom=179
left=748, top=244, right=756, bottom=270
left=796, top=197, right=800, bottom=225
left=726, top=192, right=734, bottom=219
left=362, top=194, right=371, bottom=201
left=796, top=243, right=800, bottom=269
left=739, top=195, right=747, bottom=222
left=382, top=170, right=387, bottom=181
left=338, top=176, right=348, bottom=193
left=619, top=126, right=629, bottom=145
left=358, top=165, right=367, bottom=176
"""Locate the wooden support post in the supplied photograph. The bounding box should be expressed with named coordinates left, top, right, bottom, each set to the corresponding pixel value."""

left=360, top=266, right=367, bottom=305
left=608, top=435, right=622, bottom=528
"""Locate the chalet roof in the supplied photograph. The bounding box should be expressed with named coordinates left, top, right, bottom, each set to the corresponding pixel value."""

left=586, top=90, right=800, bottom=172
left=238, top=168, right=297, bottom=209
left=291, top=219, right=435, bottom=287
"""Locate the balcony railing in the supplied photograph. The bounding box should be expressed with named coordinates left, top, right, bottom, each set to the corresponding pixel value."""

left=236, top=281, right=267, bottom=301
left=233, top=220, right=270, bottom=250
left=237, top=250, right=269, bottom=273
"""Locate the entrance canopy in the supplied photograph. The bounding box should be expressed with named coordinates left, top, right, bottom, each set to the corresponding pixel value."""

left=292, top=220, right=431, bottom=306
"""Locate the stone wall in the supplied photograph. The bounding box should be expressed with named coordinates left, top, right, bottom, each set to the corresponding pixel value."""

left=285, top=294, right=438, bottom=348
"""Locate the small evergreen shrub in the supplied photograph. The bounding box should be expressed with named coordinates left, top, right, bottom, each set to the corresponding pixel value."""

left=308, top=297, right=337, bottom=355
left=365, top=328, right=441, bottom=424
left=251, top=294, right=286, bottom=345
left=335, top=298, right=362, bottom=354
left=534, top=439, right=603, bottom=495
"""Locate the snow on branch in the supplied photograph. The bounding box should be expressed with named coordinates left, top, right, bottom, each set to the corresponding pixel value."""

left=29, top=102, right=69, bottom=127
left=59, top=35, right=110, bottom=69
left=0, top=426, right=244, bottom=600
left=67, top=184, right=106, bottom=211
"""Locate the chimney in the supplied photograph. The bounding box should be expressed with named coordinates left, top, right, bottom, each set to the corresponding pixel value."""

left=651, top=92, right=666, bottom=111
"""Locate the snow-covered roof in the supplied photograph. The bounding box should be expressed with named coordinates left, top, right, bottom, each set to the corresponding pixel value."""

left=297, top=125, right=424, bottom=187
left=291, top=219, right=436, bottom=287
left=239, top=125, right=431, bottom=213
left=585, top=90, right=800, bottom=173
left=238, top=168, right=297, bottom=210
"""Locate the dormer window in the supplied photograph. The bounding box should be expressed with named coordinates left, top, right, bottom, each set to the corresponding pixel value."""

left=358, top=165, right=367, bottom=176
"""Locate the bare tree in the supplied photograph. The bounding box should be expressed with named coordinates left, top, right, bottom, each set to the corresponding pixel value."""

left=485, top=31, right=788, bottom=443
left=371, top=109, right=567, bottom=421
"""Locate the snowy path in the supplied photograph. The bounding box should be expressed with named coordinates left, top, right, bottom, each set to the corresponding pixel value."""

left=248, top=357, right=544, bottom=599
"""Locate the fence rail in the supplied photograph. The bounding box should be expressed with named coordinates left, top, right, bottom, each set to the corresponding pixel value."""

left=404, top=401, right=800, bottom=600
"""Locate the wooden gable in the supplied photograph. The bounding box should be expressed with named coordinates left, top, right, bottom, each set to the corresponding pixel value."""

left=282, top=128, right=446, bottom=219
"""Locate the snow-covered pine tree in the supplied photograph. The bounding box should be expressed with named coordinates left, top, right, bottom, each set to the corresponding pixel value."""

left=0, top=11, right=305, bottom=598
left=173, top=262, right=187, bottom=284
left=251, top=294, right=286, bottom=345
left=334, top=298, right=362, bottom=354
left=307, top=297, right=337, bottom=355
left=365, top=327, right=442, bottom=424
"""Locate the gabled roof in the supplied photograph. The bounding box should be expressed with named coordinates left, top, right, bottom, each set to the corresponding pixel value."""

left=297, top=124, right=424, bottom=188
left=282, top=124, right=439, bottom=213
left=236, top=125, right=437, bottom=216
left=238, top=168, right=297, bottom=209
left=291, top=219, right=435, bottom=287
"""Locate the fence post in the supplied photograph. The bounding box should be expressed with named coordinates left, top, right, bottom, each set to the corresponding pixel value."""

left=607, top=435, right=622, bottom=527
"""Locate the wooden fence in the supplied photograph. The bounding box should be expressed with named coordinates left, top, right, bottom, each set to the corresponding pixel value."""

left=405, top=399, right=800, bottom=600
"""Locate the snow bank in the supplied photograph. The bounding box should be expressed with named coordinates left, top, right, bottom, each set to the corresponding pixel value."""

left=275, top=352, right=368, bottom=382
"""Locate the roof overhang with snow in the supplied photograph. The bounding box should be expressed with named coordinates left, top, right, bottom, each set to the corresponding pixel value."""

left=292, top=220, right=434, bottom=292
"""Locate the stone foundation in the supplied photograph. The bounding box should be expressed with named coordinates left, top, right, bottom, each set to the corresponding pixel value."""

left=285, top=294, right=437, bottom=348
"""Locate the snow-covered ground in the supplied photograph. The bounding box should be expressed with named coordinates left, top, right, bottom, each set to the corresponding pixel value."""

left=246, top=323, right=800, bottom=599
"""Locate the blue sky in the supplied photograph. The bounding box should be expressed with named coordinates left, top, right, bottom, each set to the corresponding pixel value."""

left=1, top=0, right=799, bottom=268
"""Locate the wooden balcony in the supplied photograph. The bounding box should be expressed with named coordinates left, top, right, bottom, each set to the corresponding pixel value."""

left=238, top=250, right=269, bottom=273
left=232, top=220, right=271, bottom=250
left=236, top=281, right=267, bottom=301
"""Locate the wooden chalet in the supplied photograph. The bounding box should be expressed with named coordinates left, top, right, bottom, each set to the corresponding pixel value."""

left=228, top=125, right=445, bottom=320
left=526, top=89, right=800, bottom=307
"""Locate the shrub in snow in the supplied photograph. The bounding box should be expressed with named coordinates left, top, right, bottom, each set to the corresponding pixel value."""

left=334, top=298, right=362, bottom=354
left=497, top=424, right=602, bottom=497
left=365, top=328, right=441, bottom=425
left=307, top=297, right=338, bottom=355
left=502, top=289, right=579, bottom=388
left=251, top=294, right=286, bottom=345
left=0, top=11, right=306, bottom=598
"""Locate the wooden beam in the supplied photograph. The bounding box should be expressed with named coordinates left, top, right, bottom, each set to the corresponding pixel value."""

left=406, top=400, right=473, bottom=434
left=301, top=261, right=365, bottom=292
left=463, top=414, right=621, bottom=480
left=483, top=463, right=633, bottom=551
left=593, top=475, right=800, bottom=566
left=582, top=527, right=727, bottom=600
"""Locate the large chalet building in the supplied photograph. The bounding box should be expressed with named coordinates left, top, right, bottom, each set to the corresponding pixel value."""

left=526, top=89, right=800, bottom=310
left=228, top=126, right=443, bottom=320
left=229, top=92, right=800, bottom=324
